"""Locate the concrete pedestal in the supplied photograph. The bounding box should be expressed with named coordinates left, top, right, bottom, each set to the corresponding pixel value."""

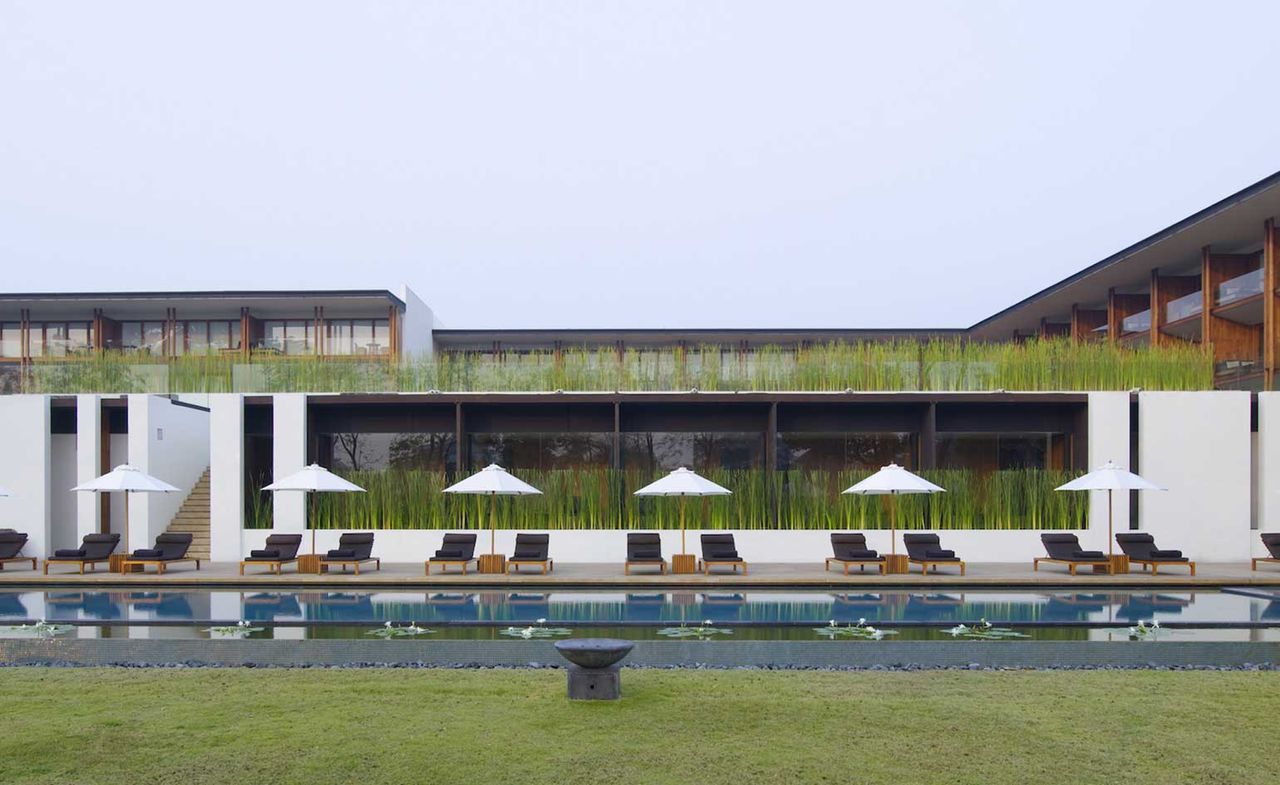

left=566, top=664, right=622, bottom=700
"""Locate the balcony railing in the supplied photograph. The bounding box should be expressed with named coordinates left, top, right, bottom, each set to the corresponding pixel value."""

left=1217, top=268, right=1264, bottom=306
left=1165, top=291, right=1203, bottom=323
left=1120, top=309, right=1151, bottom=335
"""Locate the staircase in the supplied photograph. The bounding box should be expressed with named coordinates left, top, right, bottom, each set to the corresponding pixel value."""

left=165, top=468, right=211, bottom=560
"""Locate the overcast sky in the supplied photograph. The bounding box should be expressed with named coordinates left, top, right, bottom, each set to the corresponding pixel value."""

left=3, top=2, right=1279, bottom=329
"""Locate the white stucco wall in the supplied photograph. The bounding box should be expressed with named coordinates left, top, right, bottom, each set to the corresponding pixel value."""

left=75, top=394, right=101, bottom=543
left=398, top=284, right=436, bottom=358
left=209, top=394, right=245, bottom=562
left=271, top=393, right=308, bottom=534
left=1257, top=392, right=1280, bottom=557
left=126, top=395, right=211, bottom=552
left=0, top=396, right=51, bottom=556
left=1085, top=392, right=1130, bottom=551
left=1139, top=391, right=1252, bottom=562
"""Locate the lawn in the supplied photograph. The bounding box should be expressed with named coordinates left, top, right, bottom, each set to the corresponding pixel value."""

left=0, top=668, right=1273, bottom=784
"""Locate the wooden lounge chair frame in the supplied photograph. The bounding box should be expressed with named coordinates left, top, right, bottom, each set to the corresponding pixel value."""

left=700, top=534, right=748, bottom=575
left=1114, top=532, right=1196, bottom=576
left=825, top=533, right=885, bottom=575
left=1253, top=556, right=1280, bottom=572
left=0, top=555, right=37, bottom=571
left=903, top=533, right=966, bottom=576
left=507, top=533, right=553, bottom=574
left=426, top=533, right=478, bottom=575
left=823, top=556, right=885, bottom=575
left=1032, top=556, right=1110, bottom=576
left=625, top=533, right=667, bottom=575
left=320, top=556, right=380, bottom=575
left=1129, top=558, right=1196, bottom=576
left=43, top=533, right=121, bottom=574
left=239, top=534, right=304, bottom=575
left=1251, top=533, right=1280, bottom=572
left=121, top=555, right=202, bottom=575
left=43, top=557, right=111, bottom=575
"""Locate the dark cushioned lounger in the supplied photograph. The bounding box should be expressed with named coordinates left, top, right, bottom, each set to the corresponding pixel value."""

left=43, top=533, right=121, bottom=574
left=824, top=533, right=885, bottom=575
left=239, top=534, right=303, bottom=575
left=0, top=530, right=36, bottom=571
left=625, top=532, right=667, bottom=575
left=320, top=533, right=380, bottom=575
left=1033, top=533, right=1110, bottom=576
left=700, top=533, right=747, bottom=575
left=1252, top=533, right=1280, bottom=572
left=122, top=533, right=200, bottom=574
left=507, top=533, right=553, bottom=574
left=903, top=533, right=966, bottom=576
left=1115, top=532, right=1196, bottom=576
left=426, top=533, right=478, bottom=575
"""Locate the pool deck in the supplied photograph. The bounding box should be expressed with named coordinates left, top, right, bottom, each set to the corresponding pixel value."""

left=2, top=561, right=1279, bottom=589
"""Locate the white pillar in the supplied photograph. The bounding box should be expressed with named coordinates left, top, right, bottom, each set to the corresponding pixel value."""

left=272, top=393, right=308, bottom=534
left=75, top=394, right=101, bottom=543
left=125, top=394, right=151, bottom=553
left=1085, top=391, right=1130, bottom=553
left=0, top=396, right=52, bottom=556
left=209, top=394, right=244, bottom=563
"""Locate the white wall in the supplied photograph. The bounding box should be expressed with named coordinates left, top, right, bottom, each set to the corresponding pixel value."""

left=126, top=395, right=211, bottom=552
left=209, top=394, right=244, bottom=562
left=107, top=433, right=128, bottom=536
left=49, top=434, right=78, bottom=550
left=75, top=394, right=101, bottom=543
left=398, top=284, right=436, bottom=358
left=0, top=396, right=51, bottom=556
left=1139, top=391, right=1252, bottom=562
left=272, top=393, right=308, bottom=534
left=1257, top=392, right=1280, bottom=557
left=1084, top=392, right=1130, bottom=551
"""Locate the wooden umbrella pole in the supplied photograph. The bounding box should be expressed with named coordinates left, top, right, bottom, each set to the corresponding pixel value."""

left=889, top=494, right=897, bottom=556
left=310, top=493, right=316, bottom=556
left=490, top=492, right=497, bottom=555
left=1107, top=488, right=1114, bottom=559
left=124, top=491, right=130, bottom=554
left=680, top=495, right=686, bottom=554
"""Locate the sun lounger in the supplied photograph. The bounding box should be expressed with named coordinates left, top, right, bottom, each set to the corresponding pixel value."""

left=0, top=529, right=35, bottom=571
left=699, top=533, right=747, bottom=575
left=1252, top=533, right=1280, bottom=572
left=624, top=532, right=667, bottom=575
left=239, top=534, right=303, bottom=575
left=43, top=533, right=121, bottom=574
left=1033, top=533, right=1109, bottom=575
left=824, top=532, right=885, bottom=575
left=121, top=533, right=200, bottom=574
left=1115, top=532, right=1196, bottom=576
left=425, top=533, right=478, bottom=575
left=507, top=533, right=553, bottom=574
left=320, top=532, right=380, bottom=575
left=904, top=533, right=966, bottom=576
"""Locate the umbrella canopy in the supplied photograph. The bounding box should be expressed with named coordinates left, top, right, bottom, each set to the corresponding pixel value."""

left=633, top=467, right=732, bottom=497
left=1055, top=461, right=1165, bottom=492
left=1056, top=460, right=1165, bottom=558
left=633, top=468, right=732, bottom=555
left=71, top=465, right=179, bottom=555
left=72, top=464, right=180, bottom=494
left=263, top=464, right=366, bottom=493
left=841, top=464, right=945, bottom=496
left=842, top=464, right=945, bottom=556
left=262, top=464, right=365, bottom=556
left=443, top=464, right=543, bottom=496
left=443, top=465, right=542, bottom=556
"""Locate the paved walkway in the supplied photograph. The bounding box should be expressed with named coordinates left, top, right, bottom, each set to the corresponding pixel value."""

left=2, top=561, right=1277, bottom=589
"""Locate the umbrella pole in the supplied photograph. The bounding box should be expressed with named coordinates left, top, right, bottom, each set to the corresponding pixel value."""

left=123, top=491, right=130, bottom=554
left=680, top=495, right=686, bottom=555
left=1107, top=488, right=1114, bottom=559
left=490, top=492, right=496, bottom=556
left=888, top=495, right=897, bottom=557
left=310, top=493, right=316, bottom=556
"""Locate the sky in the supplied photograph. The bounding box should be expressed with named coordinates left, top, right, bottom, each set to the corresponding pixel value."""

left=2, top=1, right=1279, bottom=330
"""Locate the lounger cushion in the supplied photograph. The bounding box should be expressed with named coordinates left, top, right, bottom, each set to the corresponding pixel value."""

left=250, top=548, right=281, bottom=559
left=131, top=548, right=163, bottom=558
left=326, top=548, right=356, bottom=559
left=631, top=548, right=662, bottom=559
left=837, top=549, right=879, bottom=559
left=1150, top=549, right=1184, bottom=559
left=925, top=549, right=957, bottom=559
left=707, top=552, right=741, bottom=560
left=1072, top=550, right=1105, bottom=560
left=53, top=548, right=86, bottom=558
left=435, top=548, right=463, bottom=558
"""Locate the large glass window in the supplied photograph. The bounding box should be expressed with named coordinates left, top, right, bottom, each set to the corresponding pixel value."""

left=621, top=432, right=764, bottom=473
left=326, top=319, right=390, bottom=355
left=469, top=432, right=612, bottom=471
left=261, top=320, right=314, bottom=355
left=778, top=432, right=915, bottom=471
left=936, top=432, right=1068, bottom=472
left=27, top=321, right=94, bottom=357
left=0, top=323, right=20, bottom=358
left=177, top=320, right=240, bottom=355
left=119, top=321, right=166, bottom=354
left=324, top=432, right=457, bottom=473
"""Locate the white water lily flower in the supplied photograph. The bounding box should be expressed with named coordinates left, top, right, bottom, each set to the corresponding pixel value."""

left=829, top=620, right=837, bottom=627
left=1152, top=620, right=1160, bottom=629
left=858, top=617, right=867, bottom=625
left=704, top=620, right=713, bottom=626
left=537, top=618, right=547, bottom=624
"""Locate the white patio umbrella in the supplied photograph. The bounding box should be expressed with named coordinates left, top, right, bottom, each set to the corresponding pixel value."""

left=72, top=464, right=180, bottom=553
left=633, top=467, right=732, bottom=556
left=842, top=463, right=945, bottom=556
left=1056, top=460, right=1165, bottom=558
left=263, top=464, right=366, bottom=557
left=443, top=464, right=542, bottom=556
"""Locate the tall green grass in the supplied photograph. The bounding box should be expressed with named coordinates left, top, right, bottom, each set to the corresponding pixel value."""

left=17, top=337, right=1213, bottom=394
left=286, top=466, right=1084, bottom=531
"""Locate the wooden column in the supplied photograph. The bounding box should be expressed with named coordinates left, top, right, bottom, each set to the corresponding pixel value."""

left=239, top=307, right=252, bottom=360
left=1202, top=245, right=1263, bottom=375
left=1039, top=319, right=1069, bottom=339
left=765, top=402, right=778, bottom=528
left=454, top=403, right=467, bottom=473
left=1070, top=304, right=1107, bottom=342
left=1149, top=269, right=1200, bottom=346
left=919, top=403, right=936, bottom=470
left=1107, top=289, right=1149, bottom=343
left=1265, top=219, right=1280, bottom=390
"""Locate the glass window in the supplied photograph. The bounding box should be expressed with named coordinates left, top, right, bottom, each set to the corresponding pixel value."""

left=325, top=432, right=457, bottom=473
left=0, top=323, right=20, bottom=358
left=142, top=322, right=165, bottom=355
left=937, top=433, right=1061, bottom=472
left=327, top=321, right=354, bottom=355
left=67, top=323, right=91, bottom=353
left=778, top=432, right=915, bottom=471
left=469, top=432, right=612, bottom=471
left=121, top=322, right=142, bottom=351
left=184, top=322, right=208, bottom=355
left=621, top=432, right=763, bottom=473
left=352, top=321, right=374, bottom=355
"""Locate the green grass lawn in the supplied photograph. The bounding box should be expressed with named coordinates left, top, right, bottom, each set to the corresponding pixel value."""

left=0, top=668, right=1273, bottom=784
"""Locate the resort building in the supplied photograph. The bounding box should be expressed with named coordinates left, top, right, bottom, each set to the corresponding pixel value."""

left=2, top=171, right=1280, bottom=568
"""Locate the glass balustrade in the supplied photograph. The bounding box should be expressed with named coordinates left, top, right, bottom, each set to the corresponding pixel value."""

left=1216, top=268, right=1264, bottom=306
left=1165, top=291, right=1203, bottom=323
left=1120, top=309, right=1151, bottom=335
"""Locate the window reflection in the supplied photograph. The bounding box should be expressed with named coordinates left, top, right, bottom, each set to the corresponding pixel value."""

left=778, top=432, right=915, bottom=471
left=470, top=433, right=612, bottom=471
left=324, top=432, right=457, bottom=473
left=936, top=433, right=1067, bottom=471
left=621, top=432, right=763, bottom=473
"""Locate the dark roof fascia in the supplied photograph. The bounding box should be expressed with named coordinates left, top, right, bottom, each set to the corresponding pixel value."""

left=0, top=289, right=406, bottom=308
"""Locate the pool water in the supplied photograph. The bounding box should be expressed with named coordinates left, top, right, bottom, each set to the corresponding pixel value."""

left=2, top=588, right=1279, bottom=642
